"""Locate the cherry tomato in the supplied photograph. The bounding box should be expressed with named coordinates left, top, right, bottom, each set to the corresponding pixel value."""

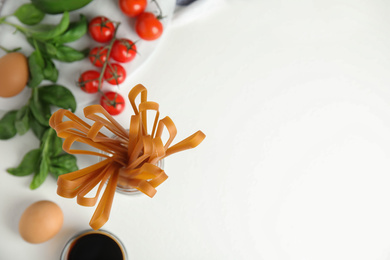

left=119, top=0, right=147, bottom=17
left=103, top=63, right=126, bottom=85
left=88, top=16, right=115, bottom=43
left=111, top=39, right=137, bottom=63
left=135, top=12, right=163, bottom=41
left=100, top=91, right=125, bottom=115
left=89, top=46, right=109, bottom=67
left=77, top=70, right=101, bottom=93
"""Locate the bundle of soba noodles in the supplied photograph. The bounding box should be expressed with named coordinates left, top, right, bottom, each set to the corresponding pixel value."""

left=49, top=84, right=206, bottom=230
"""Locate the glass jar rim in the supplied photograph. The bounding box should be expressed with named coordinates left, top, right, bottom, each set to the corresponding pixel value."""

left=60, top=229, right=128, bottom=260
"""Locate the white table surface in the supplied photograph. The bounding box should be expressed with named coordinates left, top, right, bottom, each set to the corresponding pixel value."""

left=2, top=0, right=390, bottom=259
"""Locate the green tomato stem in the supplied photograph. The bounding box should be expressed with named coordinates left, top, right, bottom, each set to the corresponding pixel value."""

left=152, top=0, right=164, bottom=20
left=97, top=22, right=121, bottom=97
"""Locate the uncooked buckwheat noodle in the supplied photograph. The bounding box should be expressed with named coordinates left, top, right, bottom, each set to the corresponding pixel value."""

left=49, top=84, right=206, bottom=230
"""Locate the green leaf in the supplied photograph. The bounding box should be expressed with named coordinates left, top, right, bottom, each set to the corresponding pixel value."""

left=50, top=45, right=88, bottom=62
left=49, top=154, right=78, bottom=178
left=50, top=135, right=63, bottom=157
left=29, top=116, right=48, bottom=140
left=0, top=110, right=18, bottom=140
left=43, top=42, right=58, bottom=57
left=7, top=149, right=41, bottom=176
left=30, top=0, right=93, bottom=14
left=27, top=51, right=45, bottom=88
left=30, top=156, right=49, bottom=189
left=29, top=90, right=51, bottom=126
left=0, top=45, right=22, bottom=53
left=53, top=14, right=88, bottom=44
left=38, top=84, right=76, bottom=112
left=27, top=37, right=47, bottom=55
left=49, top=165, right=67, bottom=178
left=15, top=105, right=30, bottom=135
left=26, top=37, right=34, bottom=48
left=29, top=100, right=50, bottom=126
left=30, top=44, right=45, bottom=67
left=51, top=154, right=78, bottom=170
left=42, top=57, right=58, bottom=82
left=14, top=3, right=45, bottom=25
left=41, top=128, right=61, bottom=157
left=43, top=128, right=62, bottom=157
left=30, top=11, right=70, bottom=40
left=29, top=128, right=61, bottom=189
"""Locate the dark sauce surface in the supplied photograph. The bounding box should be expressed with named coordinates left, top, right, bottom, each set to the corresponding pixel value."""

left=68, top=233, right=124, bottom=260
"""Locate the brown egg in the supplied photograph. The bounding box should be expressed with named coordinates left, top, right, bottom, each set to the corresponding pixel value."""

left=19, top=200, right=64, bottom=244
left=0, top=52, right=29, bottom=98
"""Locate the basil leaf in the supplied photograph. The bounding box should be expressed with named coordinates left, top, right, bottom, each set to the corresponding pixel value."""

left=7, top=149, right=41, bottom=176
left=30, top=11, right=70, bottom=40
left=15, top=105, right=30, bottom=135
left=29, top=116, right=48, bottom=139
left=38, top=84, right=76, bottom=112
left=41, top=128, right=61, bottom=159
left=51, top=154, right=77, bottom=170
left=45, top=128, right=62, bottom=157
left=30, top=44, right=45, bottom=67
left=40, top=125, right=51, bottom=142
left=53, top=14, right=87, bottom=44
left=30, top=156, right=49, bottom=189
left=51, top=135, right=63, bottom=157
left=28, top=51, right=45, bottom=88
left=29, top=92, right=51, bottom=126
left=0, top=46, right=21, bottom=53
left=43, top=42, right=58, bottom=57
left=50, top=154, right=78, bottom=178
left=42, top=57, right=58, bottom=82
left=50, top=45, right=88, bottom=62
left=0, top=110, right=17, bottom=140
left=14, top=3, right=45, bottom=25
left=49, top=166, right=67, bottom=178
left=27, top=37, right=48, bottom=55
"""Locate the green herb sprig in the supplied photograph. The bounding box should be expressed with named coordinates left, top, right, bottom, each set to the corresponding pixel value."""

left=0, top=3, right=88, bottom=189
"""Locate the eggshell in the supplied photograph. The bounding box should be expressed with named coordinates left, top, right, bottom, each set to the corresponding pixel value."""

left=19, top=200, right=64, bottom=244
left=0, top=52, right=29, bottom=98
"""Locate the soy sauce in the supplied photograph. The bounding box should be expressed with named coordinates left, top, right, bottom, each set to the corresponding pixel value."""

left=67, top=232, right=125, bottom=260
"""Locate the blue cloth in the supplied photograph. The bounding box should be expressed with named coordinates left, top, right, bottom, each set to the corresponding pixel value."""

left=176, top=0, right=197, bottom=6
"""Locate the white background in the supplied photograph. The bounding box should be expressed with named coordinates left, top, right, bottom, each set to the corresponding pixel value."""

left=2, top=0, right=390, bottom=259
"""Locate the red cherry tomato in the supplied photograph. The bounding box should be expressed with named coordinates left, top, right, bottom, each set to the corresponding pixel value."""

left=89, top=46, right=109, bottom=67
left=135, top=12, right=163, bottom=41
left=119, top=0, right=147, bottom=17
left=88, top=16, right=115, bottom=43
left=100, top=91, right=125, bottom=115
left=111, top=39, right=137, bottom=63
left=103, top=63, right=126, bottom=85
left=77, top=70, right=101, bottom=93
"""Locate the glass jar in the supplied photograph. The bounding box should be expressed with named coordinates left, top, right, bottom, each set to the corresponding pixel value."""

left=116, top=159, right=164, bottom=195
left=98, top=146, right=164, bottom=195
left=97, top=130, right=165, bottom=195
left=60, top=229, right=127, bottom=260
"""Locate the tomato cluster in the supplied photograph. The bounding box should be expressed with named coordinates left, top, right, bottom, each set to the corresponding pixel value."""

left=119, top=0, right=164, bottom=41
left=78, top=1, right=164, bottom=116
left=78, top=16, right=137, bottom=115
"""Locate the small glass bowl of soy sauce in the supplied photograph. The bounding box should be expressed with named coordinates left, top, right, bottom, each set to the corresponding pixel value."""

left=60, top=229, right=127, bottom=260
